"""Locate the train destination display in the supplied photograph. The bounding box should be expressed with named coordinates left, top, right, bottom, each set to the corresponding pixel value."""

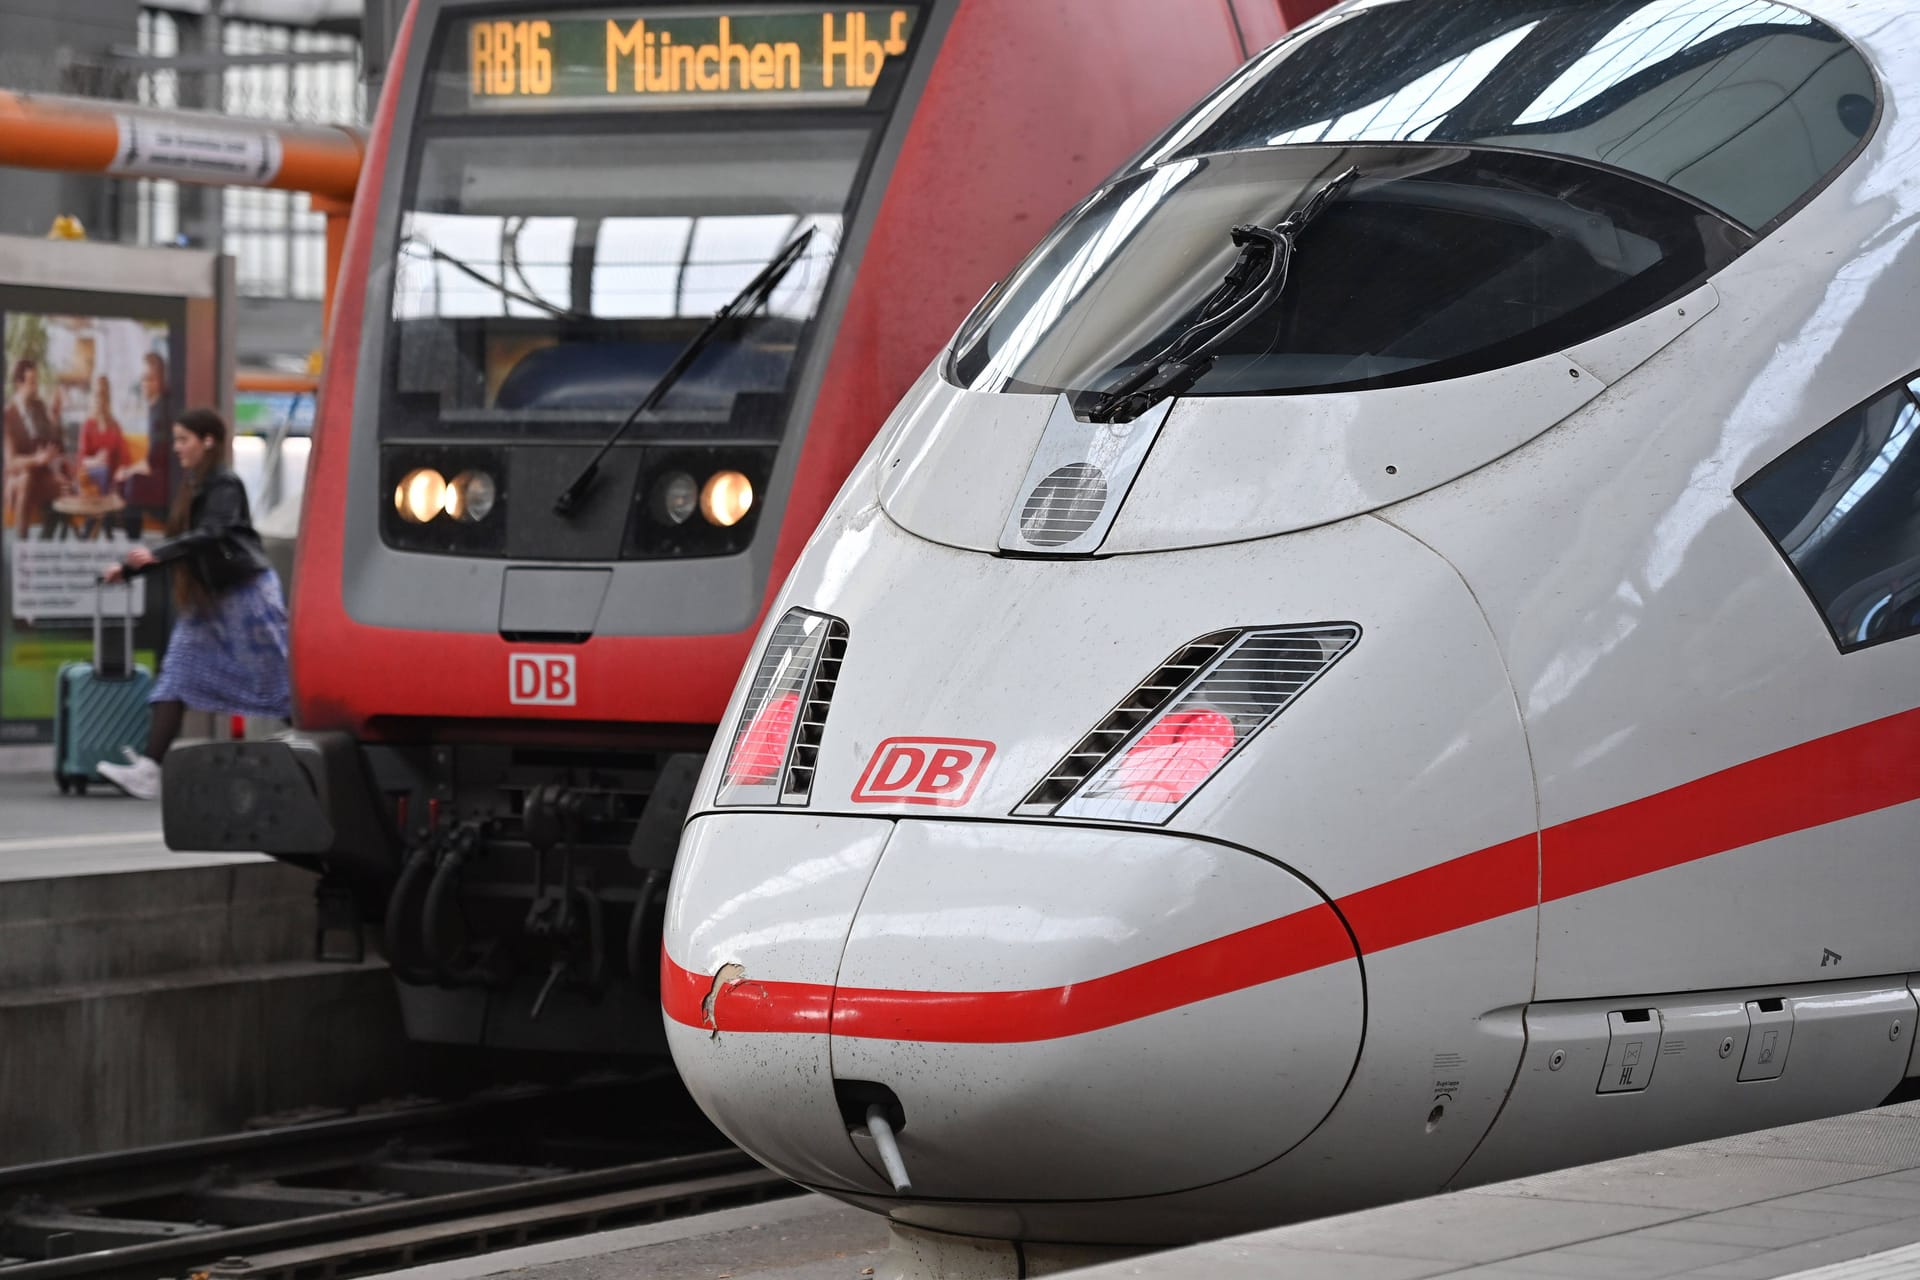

left=459, top=7, right=916, bottom=108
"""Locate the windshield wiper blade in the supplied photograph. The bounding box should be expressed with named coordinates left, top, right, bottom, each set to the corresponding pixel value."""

left=553, top=226, right=816, bottom=518
left=1086, top=166, right=1357, bottom=424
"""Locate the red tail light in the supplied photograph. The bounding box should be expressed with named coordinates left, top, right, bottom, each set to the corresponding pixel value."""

left=716, top=608, right=849, bottom=806
left=726, top=691, right=801, bottom=785
left=1033, top=624, right=1361, bottom=824
left=1114, top=708, right=1235, bottom=803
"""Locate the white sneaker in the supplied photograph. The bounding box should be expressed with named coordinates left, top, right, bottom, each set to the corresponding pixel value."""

left=99, top=749, right=162, bottom=800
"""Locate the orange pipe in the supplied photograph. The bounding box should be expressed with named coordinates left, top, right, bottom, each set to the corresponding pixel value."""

left=313, top=193, right=355, bottom=337
left=0, top=90, right=364, bottom=202
left=236, top=371, right=321, bottom=394
left=0, top=90, right=368, bottom=370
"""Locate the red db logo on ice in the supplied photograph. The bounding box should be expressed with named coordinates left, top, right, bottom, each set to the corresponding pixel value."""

left=852, top=737, right=995, bottom=806
left=509, top=653, right=576, bottom=706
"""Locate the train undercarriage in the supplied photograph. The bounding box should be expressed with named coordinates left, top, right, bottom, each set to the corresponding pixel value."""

left=165, top=732, right=705, bottom=1054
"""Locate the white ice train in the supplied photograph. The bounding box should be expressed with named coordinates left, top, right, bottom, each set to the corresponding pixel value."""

left=662, top=0, right=1920, bottom=1259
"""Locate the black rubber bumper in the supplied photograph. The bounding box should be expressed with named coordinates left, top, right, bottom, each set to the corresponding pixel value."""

left=162, top=733, right=399, bottom=881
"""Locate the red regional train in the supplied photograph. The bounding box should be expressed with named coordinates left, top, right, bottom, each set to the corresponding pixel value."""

left=164, top=0, right=1320, bottom=1053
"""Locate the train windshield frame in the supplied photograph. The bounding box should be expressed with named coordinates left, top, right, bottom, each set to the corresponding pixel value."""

left=381, top=3, right=922, bottom=448
left=950, top=0, right=1876, bottom=404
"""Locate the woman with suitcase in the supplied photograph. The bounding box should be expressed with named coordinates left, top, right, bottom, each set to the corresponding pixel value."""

left=98, top=407, right=289, bottom=800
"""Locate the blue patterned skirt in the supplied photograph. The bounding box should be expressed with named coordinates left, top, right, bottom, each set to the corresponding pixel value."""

left=151, top=569, right=293, bottom=718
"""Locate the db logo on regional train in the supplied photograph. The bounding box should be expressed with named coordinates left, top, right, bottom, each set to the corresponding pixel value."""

left=509, top=653, right=577, bottom=706
left=852, top=737, right=996, bottom=806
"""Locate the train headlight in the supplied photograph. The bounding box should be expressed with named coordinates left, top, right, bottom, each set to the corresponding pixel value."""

left=1112, top=707, right=1237, bottom=804
left=716, top=608, right=849, bottom=807
left=650, top=471, right=700, bottom=525
left=381, top=450, right=507, bottom=554
left=446, top=470, right=497, bottom=523
left=701, top=471, right=753, bottom=527
left=1017, top=623, right=1361, bottom=824
left=727, top=692, right=800, bottom=785
left=394, top=468, right=447, bottom=524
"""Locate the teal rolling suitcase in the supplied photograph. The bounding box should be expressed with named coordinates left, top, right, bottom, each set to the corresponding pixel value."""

left=54, top=582, right=154, bottom=796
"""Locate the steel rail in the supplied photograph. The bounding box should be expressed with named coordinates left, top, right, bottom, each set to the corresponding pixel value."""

left=1, top=1150, right=785, bottom=1280
left=168, top=1168, right=791, bottom=1280
left=0, top=1078, right=658, bottom=1209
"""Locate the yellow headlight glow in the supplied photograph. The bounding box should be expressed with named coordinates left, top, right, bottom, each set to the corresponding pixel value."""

left=701, top=470, right=753, bottom=527
left=395, top=468, right=448, bottom=524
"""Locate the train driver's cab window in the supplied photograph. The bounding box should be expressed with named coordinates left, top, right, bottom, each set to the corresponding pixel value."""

left=1738, top=375, right=1920, bottom=652
left=388, top=127, right=864, bottom=442
left=950, top=0, right=1876, bottom=406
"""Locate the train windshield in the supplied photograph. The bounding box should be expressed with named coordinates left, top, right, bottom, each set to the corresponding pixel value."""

left=386, top=5, right=918, bottom=442
left=1148, top=0, right=1874, bottom=232
left=950, top=145, right=1746, bottom=400
left=952, top=0, right=1872, bottom=402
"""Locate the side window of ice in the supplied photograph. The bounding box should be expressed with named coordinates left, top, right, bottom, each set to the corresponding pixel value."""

left=1737, top=377, right=1920, bottom=652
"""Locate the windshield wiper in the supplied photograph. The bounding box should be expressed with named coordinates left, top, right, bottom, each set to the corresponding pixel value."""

left=1086, top=166, right=1357, bottom=424
left=553, top=226, right=816, bottom=518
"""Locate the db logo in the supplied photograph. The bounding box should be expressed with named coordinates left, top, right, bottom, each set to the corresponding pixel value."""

left=852, top=737, right=996, bottom=806
left=509, top=653, right=577, bottom=706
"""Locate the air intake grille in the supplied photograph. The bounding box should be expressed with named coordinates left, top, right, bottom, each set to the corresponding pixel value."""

left=1019, top=462, right=1109, bottom=547
left=782, top=617, right=849, bottom=804
left=1019, top=623, right=1361, bottom=822
left=1015, top=630, right=1239, bottom=813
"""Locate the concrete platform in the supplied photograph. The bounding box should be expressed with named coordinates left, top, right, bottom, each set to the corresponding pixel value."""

left=0, top=768, right=262, bottom=881
left=363, top=1195, right=890, bottom=1280
left=1079, top=1101, right=1920, bottom=1280
left=366, top=1104, right=1920, bottom=1280
left=0, top=772, right=415, bottom=1164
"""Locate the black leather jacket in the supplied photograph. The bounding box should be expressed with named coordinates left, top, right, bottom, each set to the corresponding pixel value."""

left=128, top=469, right=272, bottom=592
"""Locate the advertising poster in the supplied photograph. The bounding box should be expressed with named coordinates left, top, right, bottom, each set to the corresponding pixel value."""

left=2, top=301, right=179, bottom=740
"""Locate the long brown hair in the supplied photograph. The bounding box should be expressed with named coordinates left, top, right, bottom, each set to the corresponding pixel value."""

left=166, top=407, right=231, bottom=612
left=141, top=352, right=167, bottom=401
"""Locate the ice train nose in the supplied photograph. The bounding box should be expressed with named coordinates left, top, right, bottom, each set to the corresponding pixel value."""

left=664, top=814, right=1362, bottom=1202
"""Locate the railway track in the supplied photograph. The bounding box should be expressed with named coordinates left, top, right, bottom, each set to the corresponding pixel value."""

left=0, top=1078, right=794, bottom=1280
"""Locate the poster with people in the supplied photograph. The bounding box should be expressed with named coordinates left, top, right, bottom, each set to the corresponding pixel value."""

left=1, top=309, right=176, bottom=737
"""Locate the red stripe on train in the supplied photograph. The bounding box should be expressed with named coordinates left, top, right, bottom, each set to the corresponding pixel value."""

left=664, top=704, right=1920, bottom=1043
left=1540, top=705, right=1920, bottom=901
left=662, top=903, right=1350, bottom=1043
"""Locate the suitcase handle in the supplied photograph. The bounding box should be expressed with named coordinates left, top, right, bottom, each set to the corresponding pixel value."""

left=93, top=577, right=137, bottom=680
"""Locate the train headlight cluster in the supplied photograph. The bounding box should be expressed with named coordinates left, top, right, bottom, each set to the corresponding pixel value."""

left=647, top=469, right=754, bottom=529
left=394, top=467, right=499, bottom=524
left=381, top=449, right=756, bottom=557
left=716, top=608, right=849, bottom=806
left=1017, top=623, right=1362, bottom=824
